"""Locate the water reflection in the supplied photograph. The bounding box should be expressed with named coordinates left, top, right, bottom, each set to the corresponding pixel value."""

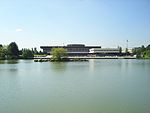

left=6, top=60, right=19, bottom=64
left=0, top=60, right=19, bottom=73
left=89, top=59, right=95, bottom=72
left=51, top=62, right=67, bottom=73
left=0, top=60, right=19, bottom=64
left=0, top=60, right=7, bottom=64
left=0, top=59, right=150, bottom=113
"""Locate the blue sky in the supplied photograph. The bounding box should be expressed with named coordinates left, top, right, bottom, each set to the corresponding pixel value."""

left=0, top=0, right=150, bottom=50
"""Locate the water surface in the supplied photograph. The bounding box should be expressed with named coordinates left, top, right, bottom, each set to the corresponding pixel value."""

left=0, top=59, right=150, bottom=113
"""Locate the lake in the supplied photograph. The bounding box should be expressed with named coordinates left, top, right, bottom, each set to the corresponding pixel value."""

left=0, top=59, right=150, bottom=113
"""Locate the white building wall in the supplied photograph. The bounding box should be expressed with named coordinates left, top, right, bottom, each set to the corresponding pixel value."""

left=89, top=48, right=120, bottom=53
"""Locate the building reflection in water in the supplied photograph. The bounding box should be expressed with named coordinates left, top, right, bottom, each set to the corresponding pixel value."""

left=89, top=59, right=95, bottom=72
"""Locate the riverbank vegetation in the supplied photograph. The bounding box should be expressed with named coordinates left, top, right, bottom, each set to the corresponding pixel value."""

left=0, top=42, right=19, bottom=60
left=21, top=49, right=34, bottom=59
left=0, top=42, right=36, bottom=60
left=51, top=48, right=68, bottom=61
left=133, top=44, right=150, bottom=59
left=50, top=48, right=88, bottom=62
left=1, top=42, right=150, bottom=60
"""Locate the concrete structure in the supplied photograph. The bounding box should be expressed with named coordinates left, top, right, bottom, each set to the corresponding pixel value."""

left=89, top=48, right=120, bottom=54
left=40, top=44, right=132, bottom=56
left=40, top=44, right=101, bottom=56
left=122, top=48, right=133, bottom=54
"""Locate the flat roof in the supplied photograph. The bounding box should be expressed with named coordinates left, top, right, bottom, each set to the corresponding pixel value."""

left=67, top=44, right=85, bottom=47
left=40, top=45, right=101, bottom=49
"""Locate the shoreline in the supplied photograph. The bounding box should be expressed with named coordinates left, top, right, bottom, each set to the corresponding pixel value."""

left=34, top=56, right=136, bottom=60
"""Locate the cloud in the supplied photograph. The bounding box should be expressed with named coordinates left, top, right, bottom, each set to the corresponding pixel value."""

left=16, top=28, right=23, bottom=32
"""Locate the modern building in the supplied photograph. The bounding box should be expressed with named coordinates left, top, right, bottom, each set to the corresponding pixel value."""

left=40, top=44, right=101, bottom=56
left=89, top=48, right=120, bottom=54
left=122, top=48, right=133, bottom=54
left=89, top=48, right=120, bottom=56
left=40, top=44, right=128, bottom=56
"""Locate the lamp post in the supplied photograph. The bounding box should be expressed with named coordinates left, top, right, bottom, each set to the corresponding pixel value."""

left=126, top=40, right=128, bottom=54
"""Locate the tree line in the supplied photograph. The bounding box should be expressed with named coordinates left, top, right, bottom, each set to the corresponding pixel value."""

left=133, top=44, right=150, bottom=59
left=1, top=42, right=150, bottom=60
left=0, top=42, right=41, bottom=60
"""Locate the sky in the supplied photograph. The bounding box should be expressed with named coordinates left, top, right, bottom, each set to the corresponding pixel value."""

left=0, top=0, right=150, bottom=50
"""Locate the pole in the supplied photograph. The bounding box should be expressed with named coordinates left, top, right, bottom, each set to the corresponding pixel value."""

left=126, top=40, right=128, bottom=49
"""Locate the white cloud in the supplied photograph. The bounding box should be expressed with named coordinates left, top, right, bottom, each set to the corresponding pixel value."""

left=16, top=28, right=23, bottom=32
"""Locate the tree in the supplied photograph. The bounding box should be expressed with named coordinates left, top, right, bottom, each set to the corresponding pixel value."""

left=22, top=49, right=34, bottom=59
left=133, top=44, right=150, bottom=59
left=0, top=46, right=5, bottom=60
left=0, top=45, right=7, bottom=60
left=119, top=47, right=122, bottom=54
left=125, top=48, right=128, bottom=54
left=34, top=47, right=38, bottom=54
left=146, top=50, right=150, bottom=57
left=7, top=42, right=19, bottom=59
left=51, top=48, right=67, bottom=61
left=146, top=44, right=150, bottom=50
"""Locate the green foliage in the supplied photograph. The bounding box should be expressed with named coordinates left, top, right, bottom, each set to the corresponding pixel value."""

left=7, top=42, right=19, bottom=59
left=133, top=44, right=150, bottom=59
left=119, top=47, right=122, bottom=53
left=143, top=50, right=150, bottom=59
left=141, top=45, right=146, bottom=51
left=22, top=49, right=34, bottom=59
left=51, top=48, right=67, bottom=61
left=0, top=42, right=42, bottom=60
left=146, top=44, right=150, bottom=50
left=125, top=48, right=128, bottom=53
left=0, top=47, right=5, bottom=60
left=0, top=45, right=7, bottom=60
left=31, top=47, right=38, bottom=54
